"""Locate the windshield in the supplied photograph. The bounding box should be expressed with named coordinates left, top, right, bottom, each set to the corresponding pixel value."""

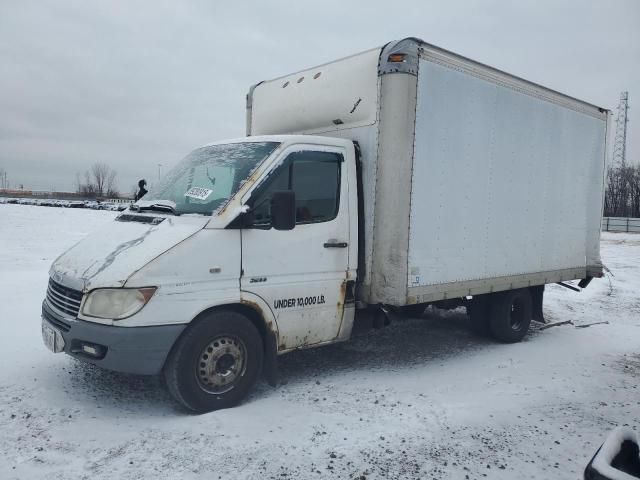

left=144, top=142, right=280, bottom=215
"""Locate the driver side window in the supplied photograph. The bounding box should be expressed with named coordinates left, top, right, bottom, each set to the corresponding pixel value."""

left=250, top=150, right=342, bottom=227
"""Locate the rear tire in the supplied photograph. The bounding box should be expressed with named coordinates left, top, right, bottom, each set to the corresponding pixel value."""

left=163, top=311, right=263, bottom=413
left=489, top=289, right=532, bottom=343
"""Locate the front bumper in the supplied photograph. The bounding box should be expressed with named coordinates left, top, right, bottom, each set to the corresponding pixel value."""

left=42, top=301, right=185, bottom=375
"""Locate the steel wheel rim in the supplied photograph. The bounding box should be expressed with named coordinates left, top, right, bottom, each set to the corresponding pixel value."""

left=196, top=335, right=247, bottom=394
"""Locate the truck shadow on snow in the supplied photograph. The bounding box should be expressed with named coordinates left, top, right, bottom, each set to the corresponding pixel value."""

left=62, top=307, right=539, bottom=413
left=272, top=308, right=492, bottom=386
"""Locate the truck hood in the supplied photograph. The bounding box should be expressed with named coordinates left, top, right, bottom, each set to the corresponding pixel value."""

left=50, top=215, right=209, bottom=291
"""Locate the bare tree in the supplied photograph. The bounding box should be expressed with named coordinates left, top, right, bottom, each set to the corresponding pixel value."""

left=105, top=171, right=119, bottom=197
left=77, top=171, right=97, bottom=197
left=604, top=162, right=640, bottom=217
left=90, top=162, right=118, bottom=197
left=75, top=162, right=119, bottom=198
left=631, top=167, right=640, bottom=217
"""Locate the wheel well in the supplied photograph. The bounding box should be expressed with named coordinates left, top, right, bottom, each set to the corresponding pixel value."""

left=163, top=303, right=278, bottom=385
left=218, top=304, right=269, bottom=340
left=189, top=303, right=273, bottom=344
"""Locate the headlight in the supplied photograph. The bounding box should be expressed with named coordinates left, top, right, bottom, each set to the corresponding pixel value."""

left=81, top=287, right=156, bottom=320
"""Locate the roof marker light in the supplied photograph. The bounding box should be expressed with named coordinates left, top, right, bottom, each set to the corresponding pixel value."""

left=388, top=53, right=407, bottom=63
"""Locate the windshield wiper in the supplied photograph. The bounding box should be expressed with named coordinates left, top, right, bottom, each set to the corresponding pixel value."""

left=130, top=203, right=179, bottom=215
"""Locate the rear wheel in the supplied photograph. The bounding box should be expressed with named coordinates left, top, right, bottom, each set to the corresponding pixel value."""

left=164, top=311, right=263, bottom=413
left=489, top=289, right=532, bottom=343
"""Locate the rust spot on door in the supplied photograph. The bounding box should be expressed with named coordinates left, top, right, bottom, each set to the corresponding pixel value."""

left=337, top=280, right=347, bottom=319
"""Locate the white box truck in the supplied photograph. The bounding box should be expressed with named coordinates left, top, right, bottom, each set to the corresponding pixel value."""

left=42, top=38, right=608, bottom=412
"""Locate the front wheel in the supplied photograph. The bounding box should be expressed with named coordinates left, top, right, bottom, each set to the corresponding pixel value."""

left=163, top=311, right=263, bottom=413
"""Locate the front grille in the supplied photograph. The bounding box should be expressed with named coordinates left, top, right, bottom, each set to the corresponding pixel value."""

left=46, top=278, right=83, bottom=318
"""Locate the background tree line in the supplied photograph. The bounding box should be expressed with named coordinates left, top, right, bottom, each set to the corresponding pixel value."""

left=604, top=163, right=640, bottom=217
left=75, top=162, right=119, bottom=198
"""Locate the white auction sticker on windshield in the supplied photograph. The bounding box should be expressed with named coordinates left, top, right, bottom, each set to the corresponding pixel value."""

left=184, top=187, right=213, bottom=200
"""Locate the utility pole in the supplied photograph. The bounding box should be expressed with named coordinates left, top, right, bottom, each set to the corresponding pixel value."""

left=612, top=91, right=630, bottom=167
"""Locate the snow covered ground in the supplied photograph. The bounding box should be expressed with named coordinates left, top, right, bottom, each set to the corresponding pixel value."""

left=0, top=204, right=638, bottom=480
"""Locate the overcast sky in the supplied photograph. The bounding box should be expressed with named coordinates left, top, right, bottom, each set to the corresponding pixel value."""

left=1, top=0, right=639, bottom=193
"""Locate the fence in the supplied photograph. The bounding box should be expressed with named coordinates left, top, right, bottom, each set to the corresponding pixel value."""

left=602, top=217, right=640, bottom=233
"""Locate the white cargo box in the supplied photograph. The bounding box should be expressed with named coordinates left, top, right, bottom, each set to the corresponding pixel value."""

left=247, top=38, right=608, bottom=306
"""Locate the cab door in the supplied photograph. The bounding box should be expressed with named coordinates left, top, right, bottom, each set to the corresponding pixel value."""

left=240, top=145, right=350, bottom=350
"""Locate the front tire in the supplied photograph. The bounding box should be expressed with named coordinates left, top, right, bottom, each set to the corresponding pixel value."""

left=489, top=289, right=532, bottom=343
left=164, top=311, right=263, bottom=413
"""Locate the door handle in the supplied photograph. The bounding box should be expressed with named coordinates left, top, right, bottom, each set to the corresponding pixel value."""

left=324, top=241, right=348, bottom=248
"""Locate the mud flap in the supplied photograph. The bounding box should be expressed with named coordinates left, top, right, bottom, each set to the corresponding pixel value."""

left=579, top=276, right=594, bottom=289
left=530, top=285, right=545, bottom=323
left=372, top=305, right=391, bottom=329
left=263, top=329, right=278, bottom=387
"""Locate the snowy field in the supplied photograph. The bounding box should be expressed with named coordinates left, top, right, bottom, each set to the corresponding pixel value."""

left=0, top=204, right=638, bottom=480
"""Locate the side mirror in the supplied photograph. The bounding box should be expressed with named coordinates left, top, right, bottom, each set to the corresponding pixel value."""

left=270, top=190, right=296, bottom=231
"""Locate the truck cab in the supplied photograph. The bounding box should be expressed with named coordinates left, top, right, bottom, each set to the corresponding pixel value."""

left=43, top=135, right=359, bottom=412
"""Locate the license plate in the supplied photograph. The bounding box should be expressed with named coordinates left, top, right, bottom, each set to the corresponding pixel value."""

left=42, top=319, right=65, bottom=353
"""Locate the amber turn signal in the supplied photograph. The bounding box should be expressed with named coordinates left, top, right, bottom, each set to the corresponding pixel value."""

left=387, top=53, right=406, bottom=63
